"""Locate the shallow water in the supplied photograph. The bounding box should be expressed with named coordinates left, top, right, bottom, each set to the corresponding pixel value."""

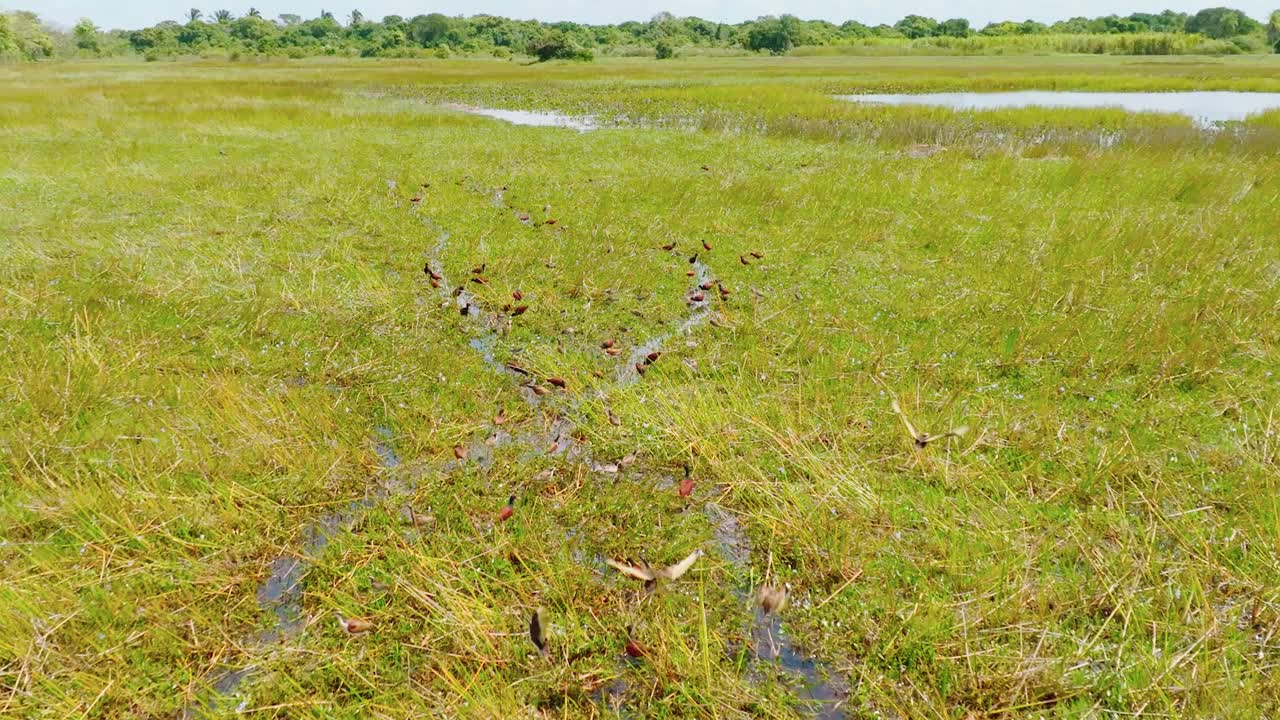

left=447, top=104, right=597, bottom=132
left=838, top=91, right=1280, bottom=127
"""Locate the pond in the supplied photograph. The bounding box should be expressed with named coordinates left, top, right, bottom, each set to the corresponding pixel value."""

left=446, top=104, right=597, bottom=131
left=836, top=91, right=1280, bottom=127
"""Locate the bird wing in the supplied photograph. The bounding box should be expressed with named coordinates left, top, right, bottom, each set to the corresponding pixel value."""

left=606, top=559, right=656, bottom=581
left=891, top=399, right=921, bottom=441
left=659, top=549, right=703, bottom=580
left=945, top=425, right=969, bottom=439
left=529, top=610, right=545, bottom=652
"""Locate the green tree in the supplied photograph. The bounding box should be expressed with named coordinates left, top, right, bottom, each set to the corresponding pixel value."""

left=1186, top=7, right=1260, bottom=38
left=745, top=15, right=800, bottom=54
left=895, top=14, right=939, bottom=39
left=187, top=9, right=202, bottom=22
left=213, top=9, right=232, bottom=23
left=654, top=38, right=673, bottom=58
left=1267, top=10, right=1280, bottom=46
left=73, top=18, right=100, bottom=53
left=246, top=8, right=261, bottom=18
left=348, top=10, right=363, bottom=26
left=526, top=29, right=591, bottom=61
left=937, top=18, right=971, bottom=37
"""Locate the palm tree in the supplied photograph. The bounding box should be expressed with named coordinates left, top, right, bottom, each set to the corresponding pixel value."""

left=213, top=9, right=232, bottom=23
left=320, top=10, right=334, bottom=21
left=247, top=7, right=261, bottom=18
left=348, top=9, right=363, bottom=26
left=187, top=8, right=202, bottom=22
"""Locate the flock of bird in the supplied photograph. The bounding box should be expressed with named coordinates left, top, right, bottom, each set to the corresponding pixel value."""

left=335, top=181, right=971, bottom=687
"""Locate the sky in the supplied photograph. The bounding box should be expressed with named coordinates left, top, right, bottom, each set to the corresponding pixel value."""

left=23, top=0, right=1280, bottom=32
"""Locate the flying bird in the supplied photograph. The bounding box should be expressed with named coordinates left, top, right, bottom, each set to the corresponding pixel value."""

left=606, top=549, right=703, bottom=590
left=891, top=399, right=969, bottom=449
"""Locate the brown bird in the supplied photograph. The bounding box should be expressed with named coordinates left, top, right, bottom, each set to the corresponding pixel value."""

left=739, top=255, right=751, bottom=266
left=605, top=347, right=622, bottom=357
left=545, top=219, right=557, bottom=225
left=424, top=263, right=443, bottom=281
left=512, top=289, right=524, bottom=301
left=685, top=270, right=695, bottom=277
left=335, top=613, right=375, bottom=635
left=430, top=278, right=441, bottom=288
left=750, top=251, right=765, bottom=259
left=690, top=292, right=705, bottom=303
left=454, top=445, right=469, bottom=460
left=718, top=283, right=731, bottom=298
left=494, top=408, right=508, bottom=425
left=405, top=507, right=434, bottom=528
left=634, top=362, right=647, bottom=376
left=505, top=362, right=530, bottom=376
left=891, top=399, right=969, bottom=449
left=758, top=584, right=788, bottom=614
left=510, top=305, right=529, bottom=316
left=625, top=628, right=647, bottom=658
left=472, top=263, right=486, bottom=275
left=606, top=549, right=703, bottom=588
left=529, top=609, right=548, bottom=658
left=547, top=377, right=567, bottom=389
left=660, top=241, right=676, bottom=251
left=678, top=476, right=693, bottom=497
left=700, top=164, right=710, bottom=171
left=410, top=195, right=422, bottom=204
left=499, top=494, right=516, bottom=522
left=471, top=276, right=488, bottom=285
left=601, top=338, right=615, bottom=349
left=702, top=240, right=712, bottom=251
left=699, top=280, right=714, bottom=291
left=606, top=408, right=622, bottom=427
left=528, top=383, right=551, bottom=396
left=688, top=253, right=699, bottom=264
left=645, top=351, right=661, bottom=365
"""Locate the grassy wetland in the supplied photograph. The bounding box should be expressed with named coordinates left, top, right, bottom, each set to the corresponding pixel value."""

left=2, top=54, right=1280, bottom=718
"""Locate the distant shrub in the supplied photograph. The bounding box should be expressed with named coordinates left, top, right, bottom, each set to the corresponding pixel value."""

left=285, top=46, right=304, bottom=59
left=492, top=46, right=510, bottom=58
left=526, top=30, right=593, bottom=62
left=655, top=40, right=674, bottom=59
left=143, top=48, right=160, bottom=61
left=434, top=44, right=451, bottom=59
left=229, top=50, right=241, bottom=61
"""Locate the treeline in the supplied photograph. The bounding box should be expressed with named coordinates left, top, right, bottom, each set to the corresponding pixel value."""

left=4, top=6, right=1280, bottom=62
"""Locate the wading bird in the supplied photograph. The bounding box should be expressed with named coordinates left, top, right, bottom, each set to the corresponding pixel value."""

left=529, top=609, right=548, bottom=657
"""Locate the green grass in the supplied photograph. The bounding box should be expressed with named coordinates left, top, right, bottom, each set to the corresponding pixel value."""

left=2, top=55, right=1279, bottom=718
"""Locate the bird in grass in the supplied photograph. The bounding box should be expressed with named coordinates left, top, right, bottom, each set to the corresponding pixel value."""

left=758, top=584, right=788, bottom=614
left=688, top=252, right=699, bottom=264
left=547, top=377, right=567, bottom=389
left=510, top=305, right=529, bottom=316
left=512, top=289, right=524, bottom=301
left=624, top=627, right=647, bottom=658
left=891, top=399, right=969, bottom=449
left=499, top=495, right=516, bottom=522
left=750, top=251, right=764, bottom=259
left=660, top=241, right=676, bottom=251
left=689, top=292, right=705, bottom=303
left=606, top=549, right=703, bottom=591
left=454, top=445, right=469, bottom=460
left=494, top=408, right=508, bottom=425
left=605, top=347, right=622, bottom=357
left=634, top=362, right=647, bottom=376
left=739, top=255, right=751, bottom=266
left=471, top=263, right=486, bottom=275
left=335, top=613, right=375, bottom=635
left=527, top=383, right=551, bottom=397
left=423, top=263, right=443, bottom=281
left=702, top=239, right=713, bottom=251
left=529, top=609, right=548, bottom=658
left=405, top=507, right=434, bottom=528
left=699, top=280, right=715, bottom=291
left=644, top=351, right=661, bottom=365
left=606, top=408, right=622, bottom=427
left=601, top=338, right=615, bottom=349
